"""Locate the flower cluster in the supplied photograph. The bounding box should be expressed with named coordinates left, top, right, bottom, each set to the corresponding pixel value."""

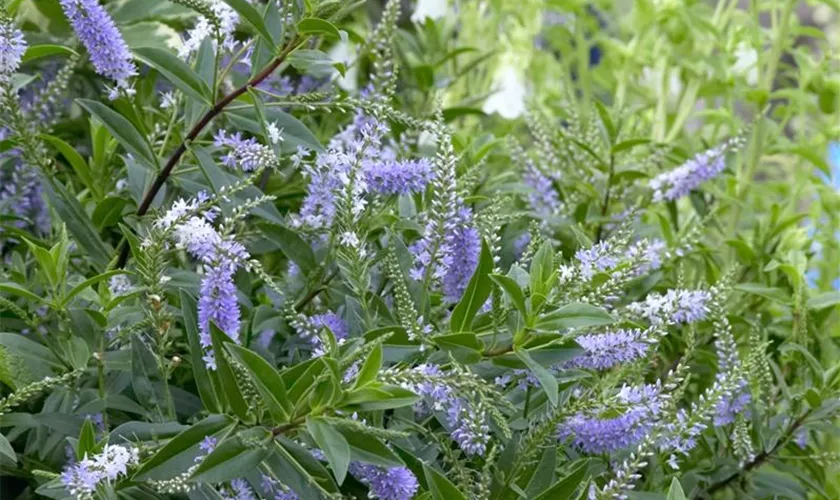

left=400, top=364, right=491, bottom=455
left=410, top=204, right=481, bottom=302
left=59, top=0, right=136, bottom=98
left=294, top=113, right=432, bottom=230
left=563, top=328, right=656, bottom=371
left=179, top=0, right=240, bottom=58
left=558, top=384, right=665, bottom=454
left=0, top=16, right=25, bottom=80
left=157, top=195, right=248, bottom=369
left=61, top=445, right=139, bottom=499
left=648, top=136, right=744, bottom=202
left=349, top=462, right=420, bottom=500
left=627, top=289, right=711, bottom=325
left=214, top=130, right=278, bottom=172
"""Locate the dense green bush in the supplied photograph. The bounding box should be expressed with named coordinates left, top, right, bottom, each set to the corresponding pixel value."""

left=1, top=0, right=839, bottom=499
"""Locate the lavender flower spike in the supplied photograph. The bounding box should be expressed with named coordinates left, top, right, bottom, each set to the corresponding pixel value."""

left=0, top=16, right=26, bottom=80
left=59, top=0, right=136, bottom=98
left=563, top=328, right=654, bottom=371
left=349, top=462, right=419, bottom=500
left=649, top=145, right=726, bottom=202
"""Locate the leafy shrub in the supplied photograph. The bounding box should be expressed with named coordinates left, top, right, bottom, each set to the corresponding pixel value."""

left=1, top=1, right=839, bottom=499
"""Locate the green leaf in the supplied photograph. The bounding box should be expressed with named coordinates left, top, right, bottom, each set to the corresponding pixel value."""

left=270, top=438, right=340, bottom=496
left=450, top=240, right=494, bottom=332
left=133, top=415, right=236, bottom=480
left=76, top=99, right=158, bottom=169
left=516, top=349, right=558, bottom=406
left=22, top=44, right=78, bottom=63
left=334, top=426, right=404, bottom=468
left=534, top=460, right=589, bottom=500
left=259, top=223, right=317, bottom=275
left=341, top=384, right=420, bottom=411
left=227, top=107, right=323, bottom=152
left=352, top=343, right=382, bottom=389
left=131, top=333, right=169, bottom=420
left=306, top=417, right=351, bottom=484
left=490, top=274, right=527, bottom=318
left=41, top=135, right=99, bottom=198
left=287, top=49, right=336, bottom=78
left=225, top=344, right=292, bottom=422
left=734, top=283, right=792, bottom=304
left=0, top=433, right=17, bottom=463
left=42, top=178, right=112, bottom=268
left=666, top=478, right=687, bottom=500
left=611, top=138, right=651, bottom=154
left=594, top=100, right=617, bottom=144
left=423, top=462, right=467, bottom=500
left=222, top=0, right=276, bottom=46
left=807, top=291, right=840, bottom=310
left=0, top=333, right=62, bottom=375
left=77, top=418, right=97, bottom=461
left=208, top=323, right=251, bottom=422
left=432, top=333, right=482, bottom=364
left=191, top=428, right=272, bottom=483
left=0, top=282, right=45, bottom=304
left=134, top=47, right=212, bottom=103
left=62, top=270, right=127, bottom=307
left=530, top=242, right=555, bottom=311
left=297, top=18, right=341, bottom=39
left=109, top=421, right=188, bottom=443
left=535, top=303, right=614, bottom=331
left=92, top=196, right=128, bottom=230
left=180, top=291, right=220, bottom=413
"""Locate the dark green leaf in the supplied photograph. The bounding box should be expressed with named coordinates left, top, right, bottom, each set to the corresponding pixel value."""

left=306, top=417, right=350, bottom=484
left=191, top=428, right=272, bottom=483
left=516, top=349, right=558, bottom=406
left=208, top=323, right=251, bottom=421
left=450, top=240, right=494, bottom=333
left=297, top=18, right=341, bottom=39
left=222, top=0, right=276, bottom=46
left=226, top=344, right=292, bottom=422
left=42, top=178, right=112, bottom=267
left=76, top=99, right=157, bottom=169
left=180, top=291, right=221, bottom=413
left=352, top=343, right=382, bottom=389
left=535, top=303, right=614, bottom=331
left=423, top=462, right=467, bottom=500
left=134, top=47, right=212, bottom=103
left=0, top=433, right=16, bottom=463
left=41, top=135, right=98, bottom=198
left=131, top=333, right=168, bottom=421
left=259, top=223, right=317, bottom=275
left=490, top=274, right=527, bottom=318
left=534, top=460, right=589, bottom=500
left=666, top=478, right=687, bottom=500
left=133, top=414, right=236, bottom=480
left=22, top=44, right=78, bottom=63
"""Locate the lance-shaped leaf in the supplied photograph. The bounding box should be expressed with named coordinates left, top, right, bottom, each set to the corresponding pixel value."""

left=226, top=344, right=292, bottom=422
left=208, top=323, right=251, bottom=422
left=450, top=240, right=494, bottom=333
left=191, top=427, right=272, bottom=484
left=76, top=99, right=157, bottom=169
left=306, top=417, right=350, bottom=484
left=180, top=291, right=221, bottom=413
left=133, top=414, right=236, bottom=480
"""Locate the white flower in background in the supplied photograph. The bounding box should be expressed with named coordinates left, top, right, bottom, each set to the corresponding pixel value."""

left=641, top=66, right=682, bottom=106
left=731, top=42, right=758, bottom=86
left=411, top=0, right=447, bottom=23
left=267, top=121, right=284, bottom=144
left=328, top=40, right=358, bottom=91
left=482, top=64, right=526, bottom=119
